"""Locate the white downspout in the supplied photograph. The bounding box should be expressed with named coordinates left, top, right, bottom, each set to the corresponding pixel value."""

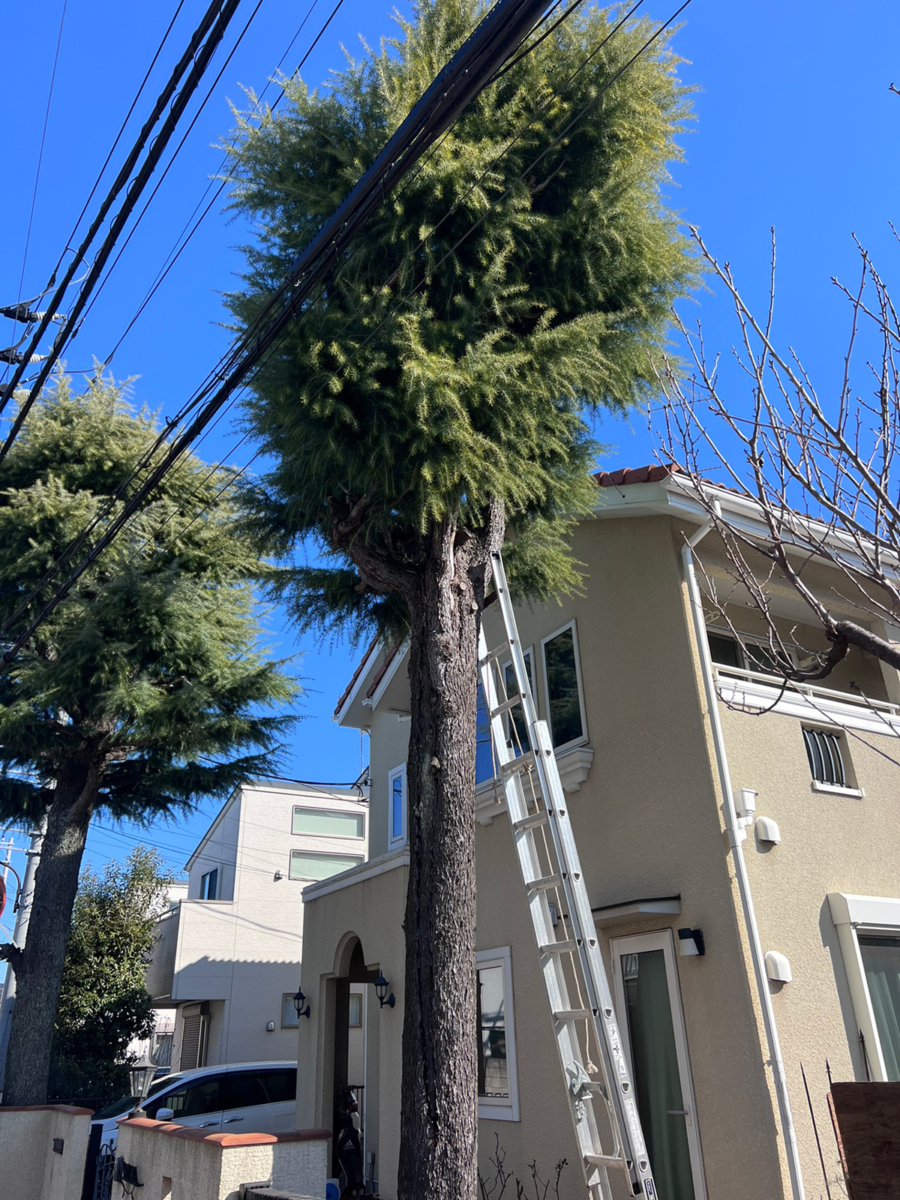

left=682, top=513, right=805, bottom=1200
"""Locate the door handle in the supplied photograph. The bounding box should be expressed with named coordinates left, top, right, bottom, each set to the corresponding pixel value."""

left=666, top=1110, right=689, bottom=1116
left=199, top=1121, right=219, bottom=1127
left=223, top=1117, right=244, bottom=1124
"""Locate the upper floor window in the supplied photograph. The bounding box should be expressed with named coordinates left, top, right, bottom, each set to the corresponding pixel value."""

left=477, top=947, right=519, bottom=1121
left=292, top=806, right=365, bottom=839
left=503, top=651, right=533, bottom=754
left=199, top=868, right=218, bottom=900
left=803, top=726, right=847, bottom=787
left=541, top=623, right=586, bottom=750
left=476, top=683, right=494, bottom=785
left=707, top=629, right=797, bottom=676
left=289, top=850, right=364, bottom=881
left=388, top=765, right=407, bottom=850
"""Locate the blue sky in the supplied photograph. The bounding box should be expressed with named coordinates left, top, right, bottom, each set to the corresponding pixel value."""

left=0, top=0, right=897, bottom=881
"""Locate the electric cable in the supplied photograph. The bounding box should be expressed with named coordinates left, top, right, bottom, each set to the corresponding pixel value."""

left=0, top=0, right=243, bottom=435
left=12, top=0, right=69, bottom=343
left=0, top=0, right=680, bottom=657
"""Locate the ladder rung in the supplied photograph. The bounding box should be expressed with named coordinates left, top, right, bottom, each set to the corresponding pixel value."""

left=584, top=1154, right=626, bottom=1169
left=539, top=938, right=578, bottom=955
left=498, top=749, right=535, bottom=774
left=513, top=811, right=548, bottom=833
left=490, top=695, right=522, bottom=718
left=553, top=1008, right=594, bottom=1021
left=526, top=872, right=563, bottom=893
left=479, top=642, right=511, bottom=666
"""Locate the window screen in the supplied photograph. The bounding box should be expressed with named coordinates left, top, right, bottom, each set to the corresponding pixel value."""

left=543, top=627, right=584, bottom=748
left=289, top=851, right=363, bottom=881
left=292, top=807, right=364, bottom=838
left=477, top=963, right=509, bottom=1099
left=802, top=727, right=846, bottom=787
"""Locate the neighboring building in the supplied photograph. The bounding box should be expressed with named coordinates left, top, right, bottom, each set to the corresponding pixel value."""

left=295, top=465, right=900, bottom=1200
left=146, top=779, right=368, bottom=1073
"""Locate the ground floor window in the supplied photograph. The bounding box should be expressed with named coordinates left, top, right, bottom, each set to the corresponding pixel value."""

left=829, top=893, right=900, bottom=1080
left=476, top=947, right=519, bottom=1121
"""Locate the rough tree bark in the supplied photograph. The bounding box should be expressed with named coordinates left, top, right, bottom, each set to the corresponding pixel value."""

left=337, top=501, right=503, bottom=1200
left=1, top=763, right=98, bottom=1106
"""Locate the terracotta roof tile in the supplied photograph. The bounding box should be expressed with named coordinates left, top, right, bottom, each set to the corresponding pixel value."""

left=365, top=642, right=400, bottom=699
left=594, top=462, right=676, bottom=488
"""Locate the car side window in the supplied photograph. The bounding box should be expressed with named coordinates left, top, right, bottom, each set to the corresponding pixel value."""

left=259, top=1068, right=297, bottom=1104
left=223, top=1071, right=270, bottom=1110
left=147, top=1077, right=222, bottom=1118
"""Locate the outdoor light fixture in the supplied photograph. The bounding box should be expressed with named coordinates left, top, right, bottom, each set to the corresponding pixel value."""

left=293, top=987, right=311, bottom=1019
left=128, top=1051, right=156, bottom=1117
left=677, top=927, right=705, bottom=958
left=374, top=973, right=395, bottom=1009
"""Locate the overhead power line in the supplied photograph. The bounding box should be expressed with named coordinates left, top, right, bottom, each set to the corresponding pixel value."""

left=0, top=0, right=244, bottom=451
left=0, top=0, right=556, bottom=661
left=1, top=0, right=689, bottom=663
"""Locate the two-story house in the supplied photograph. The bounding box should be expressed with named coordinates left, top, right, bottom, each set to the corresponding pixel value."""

left=146, top=778, right=369, bottom=1074
left=292, top=465, right=900, bottom=1200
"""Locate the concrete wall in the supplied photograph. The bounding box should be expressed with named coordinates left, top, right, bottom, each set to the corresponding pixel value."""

left=0, top=1105, right=92, bottom=1200
left=115, top=1118, right=330, bottom=1200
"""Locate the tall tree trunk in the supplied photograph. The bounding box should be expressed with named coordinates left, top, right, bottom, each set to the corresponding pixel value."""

left=2, top=767, right=97, bottom=1106
left=396, top=515, right=499, bottom=1200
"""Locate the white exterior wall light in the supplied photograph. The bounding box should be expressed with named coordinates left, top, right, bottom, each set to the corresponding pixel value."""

left=765, top=950, right=792, bottom=984
left=677, top=927, right=705, bottom=957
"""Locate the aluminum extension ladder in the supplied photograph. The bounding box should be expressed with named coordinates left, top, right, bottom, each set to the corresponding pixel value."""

left=478, top=549, right=657, bottom=1200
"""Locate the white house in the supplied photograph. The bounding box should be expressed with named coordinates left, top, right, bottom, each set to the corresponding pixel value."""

left=146, top=778, right=369, bottom=1073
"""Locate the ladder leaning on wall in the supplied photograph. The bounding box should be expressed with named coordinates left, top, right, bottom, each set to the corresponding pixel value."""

left=478, top=549, right=657, bottom=1200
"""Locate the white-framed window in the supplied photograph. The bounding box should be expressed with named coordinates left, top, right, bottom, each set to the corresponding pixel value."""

left=388, top=764, right=407, bottom=849
left=199, top=868, right=218, bottom=900
left=503, top=649, right=534, bottom=754
left=477, top=946, right=520, bottom=1122
left=292, top=806, right=366, bottom=839
left=829, top=893, right=900, bottom=1080
left=707, top=628, right=800, bottom=676
left=541, top=622, right=587, bottom=751
left=288, top=850, right=364, bottom=881
left=282, top=992, right=300, bottom=1028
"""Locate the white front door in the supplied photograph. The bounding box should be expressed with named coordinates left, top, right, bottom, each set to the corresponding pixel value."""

left=610, top=930, right=707, bottom=1200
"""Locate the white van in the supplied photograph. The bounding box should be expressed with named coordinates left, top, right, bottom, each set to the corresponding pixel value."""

left=90, top=1060, right=297, bottom=1148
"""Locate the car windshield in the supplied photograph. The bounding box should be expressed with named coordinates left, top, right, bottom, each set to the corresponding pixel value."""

left=92, top=1074, right=184, bottom=1121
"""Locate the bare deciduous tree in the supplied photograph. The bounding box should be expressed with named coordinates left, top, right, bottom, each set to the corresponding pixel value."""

left=657, top=226, right=900, bottom=686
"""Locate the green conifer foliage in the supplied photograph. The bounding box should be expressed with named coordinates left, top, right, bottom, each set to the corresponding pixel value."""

left=50, top=847, right=172, bottom=1102
left=0, top=375, right=297, bottom=1105
left=224, top=4, right=696, bottom=1195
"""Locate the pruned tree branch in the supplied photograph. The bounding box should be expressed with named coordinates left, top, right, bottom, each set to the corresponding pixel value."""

left=657, top=227, right=900, bottom=687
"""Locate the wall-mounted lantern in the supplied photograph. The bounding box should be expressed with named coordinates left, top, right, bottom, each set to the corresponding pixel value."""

left=374, top=973, right=395, bottom=1009
left=293, top=987, right=311, bottom=1019
left=678, top=927, right=705, bottom=957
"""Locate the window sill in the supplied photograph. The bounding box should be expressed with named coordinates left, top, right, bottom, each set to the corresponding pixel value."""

left=811, top=780, right=864, bottom=799
left=475, top=744, right=594, bottom=825
left=478, top=1102, right=519, bottom=1123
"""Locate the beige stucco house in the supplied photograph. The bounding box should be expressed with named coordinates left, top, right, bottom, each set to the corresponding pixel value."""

left=146, top=779, right=369, bottom=1075
left=294, top=466, right=900, bottom=1200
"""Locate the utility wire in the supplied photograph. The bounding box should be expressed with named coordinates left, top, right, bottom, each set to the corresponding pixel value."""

left=0, top=0, right=243, bottom=441
left=0, top=0, right=558, bottom=654
left=1, top=0, right=680, bottom=657
left=13, top=0, right=68, bottom=338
